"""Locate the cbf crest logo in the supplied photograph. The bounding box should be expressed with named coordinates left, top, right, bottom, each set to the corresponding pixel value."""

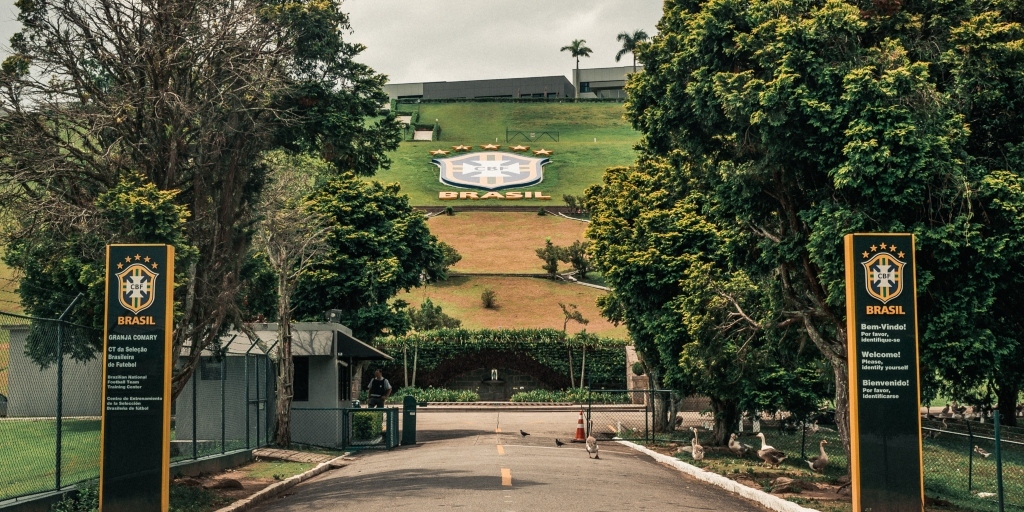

left=117, top=262, right=159, bottom=314
left=433, top=152, right=548, bottom=190
left=860, top=243, right=906, bottom=304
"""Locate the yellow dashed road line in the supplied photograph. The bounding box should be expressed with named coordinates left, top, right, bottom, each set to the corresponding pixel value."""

left=497, top=445, right=505, bottom=455
left=501, top=467, right=512, bottom=487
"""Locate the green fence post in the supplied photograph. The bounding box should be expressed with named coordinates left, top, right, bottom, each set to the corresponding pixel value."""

left=192, top=365, right=197, bottom=459
left=245, top=353, right=250, bottom=449
left=53, top=294, right=80, bottom=490
left=994, top=411, right=1004, bottom=512
left=967, top=421, right=974, bottom=493
left=221, top=355, right=226, bottom=454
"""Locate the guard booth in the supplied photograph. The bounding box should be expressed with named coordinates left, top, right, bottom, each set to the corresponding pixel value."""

left=242, top=317, right=395, bottom=448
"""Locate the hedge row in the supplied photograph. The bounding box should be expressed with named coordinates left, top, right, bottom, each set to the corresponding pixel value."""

left=374, top=328, right=628, bottom=389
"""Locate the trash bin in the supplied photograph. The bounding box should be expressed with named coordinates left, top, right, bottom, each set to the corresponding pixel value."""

left=402, top=395, right=417, bottom=445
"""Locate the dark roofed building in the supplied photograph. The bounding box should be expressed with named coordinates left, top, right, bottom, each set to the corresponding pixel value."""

left=385, top=75, right=575, bottom=101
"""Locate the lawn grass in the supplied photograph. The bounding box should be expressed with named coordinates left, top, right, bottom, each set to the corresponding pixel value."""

left=375, top=102, right=639, bottom=206
left=396, top=275, right=626, bottom=339
left=0, top=418, right=100, bottom=500
left=237, top=460, right=314, bottom=480
left=427, top=212, right=589, bottom=274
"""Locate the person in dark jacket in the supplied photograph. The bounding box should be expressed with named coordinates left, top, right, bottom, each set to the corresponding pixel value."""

left=366, top=369, right=392, bottom=408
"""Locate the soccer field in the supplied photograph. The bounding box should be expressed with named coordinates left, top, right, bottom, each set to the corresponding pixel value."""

left=375, top=102, right=639, bottom=206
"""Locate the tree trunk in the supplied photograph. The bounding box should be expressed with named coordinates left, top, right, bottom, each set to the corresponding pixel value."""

left=710, top=398, right=739, bottom=446
left=833, top=360, right=852, bottom=465
left=411, top=341, right=419, bottom=388
left=579, top=345, right=586, bottom=389
left=274, top=270, right=294, bottom=448
left=997, top=382, right=1019, bottom=427
left=568, top=346, right=575, bottom=388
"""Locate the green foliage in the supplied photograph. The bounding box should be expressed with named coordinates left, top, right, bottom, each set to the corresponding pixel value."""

left=480, top=288, right=497, bottom=309
left=560, top=240, right=591, bottom=278
left=351, top=411, right=383, bottom=440
left=386, top=386, right=479, bottom=403
left=509, top=388, right=628, bottom=404
left=51, top=484, right=97, bottom=512
left=5, top=175, right=195, bottom=367
left=535, top=238, right=564, bottom=277
left=559, top=302, right=589, bottom=332
left=238, top=251, right=279, bottom=322
left=409, top=298, right=461, bottom=331
left=537, top=207, right=548, bottom=216
left=562, top=194, right=588, bottom=215
left=435, top=242, right=462, bottom=281
left=375, top=328, right=628, bottom=389
left=294, top=176, right=451, bottom=341
left=589, top=0, right=1024, bottom=448
left=444, top=206, right=454, bottom=216
left=631, top=361, right=644, bottom=376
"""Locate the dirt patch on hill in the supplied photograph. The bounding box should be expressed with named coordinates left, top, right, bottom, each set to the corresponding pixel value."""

left=428, top=212, right=588, bottom=274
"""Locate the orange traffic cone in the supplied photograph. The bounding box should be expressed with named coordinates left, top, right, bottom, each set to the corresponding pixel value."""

left=571, top=409, right=587, bottom=443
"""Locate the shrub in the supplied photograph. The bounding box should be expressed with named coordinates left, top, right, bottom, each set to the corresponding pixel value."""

left=631, top=361, right=645, bottom=376
left=535, top=238, right=565, bottom=278
left=537, top=207, right=547, bottom=216
left=386, top=386, right=480, bottom=403
left=481, top=288, right=497, bottom=308
left=560, top=240, right=591, bottom=278
left=351, top=410, right=383, bottom=441
left=509, top=388, right=630, bottom=404
left=444, top=206, right=454, bottom=216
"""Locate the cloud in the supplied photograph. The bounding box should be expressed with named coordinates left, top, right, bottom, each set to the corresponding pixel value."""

left=0, top=0, right=663, bottom=84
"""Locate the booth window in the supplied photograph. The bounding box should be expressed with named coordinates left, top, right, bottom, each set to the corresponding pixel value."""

left=337, top=361, right=351, bottom=401
left=293, top=356, right=310, bottom=402
left=579, top=82, right=591, bottom=93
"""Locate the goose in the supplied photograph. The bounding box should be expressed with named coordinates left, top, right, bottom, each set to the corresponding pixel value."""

left=940, top=403, right=951, bottom=417
left=808, top=420, right=819, bottom=434
left=690, top=427, right=705, bottom=461
left=974, top=445, right=991, bottom=459
left=755, top=432, right=787, bottom=467
left=586, top=434, right=599, bottom=459
left=806, top=440, right=828, bottom=473
left=728, top=433, right=752, bottom=457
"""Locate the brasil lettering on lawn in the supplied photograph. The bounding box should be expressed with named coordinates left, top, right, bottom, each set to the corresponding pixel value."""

left=439, top=190, right=552, bottom=200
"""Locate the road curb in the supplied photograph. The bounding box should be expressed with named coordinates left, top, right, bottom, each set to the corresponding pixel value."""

left=211, top=453, right=350, bottom=512
left=616, top=440, right=820, bottom=512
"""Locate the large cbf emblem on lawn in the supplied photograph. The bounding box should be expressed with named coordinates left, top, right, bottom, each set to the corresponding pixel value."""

left=433, top=151, right=548, bottom=190
left=117, top=263, right=158, bottom=314
left=861, top=248, right=906, bottom=304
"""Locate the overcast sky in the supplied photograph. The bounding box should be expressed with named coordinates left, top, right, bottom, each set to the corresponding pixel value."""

left=0, top=0, right=663, bottom=84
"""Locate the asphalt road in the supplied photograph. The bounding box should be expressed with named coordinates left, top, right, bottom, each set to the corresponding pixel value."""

left=250, top=410, right=768, bottom=512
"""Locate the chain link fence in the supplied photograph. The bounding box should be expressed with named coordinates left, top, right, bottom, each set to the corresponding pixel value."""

left=0, top=311, right=275, bottom=504
left=290, top=408, right=399, bottom=450
left=922, top=416, right=1024, bottom=511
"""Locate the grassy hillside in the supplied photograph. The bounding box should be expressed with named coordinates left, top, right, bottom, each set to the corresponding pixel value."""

left=428, top=212, right=589, bottom=274
left=397, top=276, right=626, bottom=339
left=376, top=102, right=639, bottom=206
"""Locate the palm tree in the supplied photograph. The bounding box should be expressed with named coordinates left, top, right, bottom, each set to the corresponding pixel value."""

left=560, top=39, right=593, bottom=99
left=615, top=29, right=649, bottom=73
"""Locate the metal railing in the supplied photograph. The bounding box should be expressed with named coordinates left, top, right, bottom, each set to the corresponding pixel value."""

left=290, top=407, right=399, bottom=450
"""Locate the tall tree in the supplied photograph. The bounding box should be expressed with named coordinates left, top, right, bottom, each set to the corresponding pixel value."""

left=293, top=177, right=452, bottom=342
left=614, top=29, right=649, bottom=73
left=252, top=151, right=330, bottom=447
left=0, top=0, right=400, bottom=397
left=595, top=0, right=1024, bottom=456
left=560, top=39, right=593, bottom=99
